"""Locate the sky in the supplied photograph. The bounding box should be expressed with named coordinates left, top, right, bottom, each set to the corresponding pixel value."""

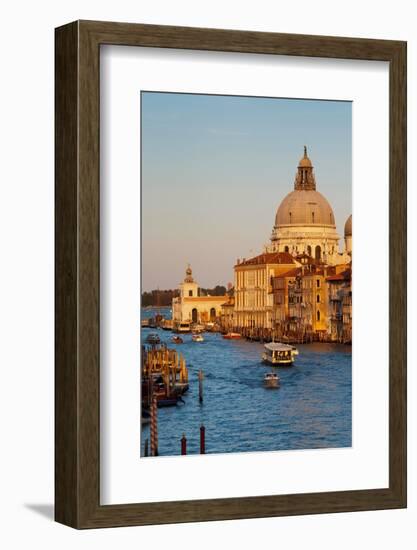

left=141, top=92, right=352, bottom=292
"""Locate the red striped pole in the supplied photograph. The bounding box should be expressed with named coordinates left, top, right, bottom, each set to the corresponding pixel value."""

left=150, top=395, right=158, bottom=456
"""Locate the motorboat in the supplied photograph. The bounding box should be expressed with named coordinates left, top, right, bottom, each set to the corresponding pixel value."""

left=223, top=332, right=241, bottom=340
left=263, top=372, right=280, bottom=388
left=262, top=342, right=297, bottom=365
left=192, top=333, right=204, bottom=342
left=171, top=336, right=184, bottom=344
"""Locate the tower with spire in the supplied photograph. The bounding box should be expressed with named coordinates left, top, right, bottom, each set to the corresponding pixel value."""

left=294, top=146, right=316, bottom=191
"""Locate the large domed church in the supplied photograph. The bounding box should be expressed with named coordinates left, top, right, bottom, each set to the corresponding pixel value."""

left=269, top=147, right=350, bottom=265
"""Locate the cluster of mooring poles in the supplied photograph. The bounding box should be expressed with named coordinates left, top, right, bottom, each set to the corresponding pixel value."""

left=143, top=367, right=207, bottom=457
left=180, top=425, right=206, bottom=455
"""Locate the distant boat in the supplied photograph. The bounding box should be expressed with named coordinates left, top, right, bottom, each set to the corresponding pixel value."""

left=175, top=321, right=191, bottom=333
left=192, top=333, right=204, bottom=342
left=172, top=336, right=184, bottom=344
left=146, top=333, right=160, bottom=345
left=161, top=319, right=174, bottom=330
left=141, top=319, right=150, bottom=328
left=262, top=343, right=297, bottom=366
left=263, top=372, right=280, bottom=388
left=223, top=332, right=241, bottom=340
left=191, top=323, right=205, bottom=333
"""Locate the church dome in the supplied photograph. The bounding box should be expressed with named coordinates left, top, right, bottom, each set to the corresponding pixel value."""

left=344, top=214, right=352, bottom=237
left=275, top=189, right=336, bottom=227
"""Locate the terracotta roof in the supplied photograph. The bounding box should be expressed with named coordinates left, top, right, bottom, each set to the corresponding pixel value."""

left=326, top=269, right=351, bottom=282
left=236, top=252, right=295, bottom=267
left=274, top=268, right=302, bottom=279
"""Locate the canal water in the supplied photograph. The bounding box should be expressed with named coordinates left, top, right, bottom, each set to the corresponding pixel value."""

left=141, top=308, right=352, bottom=457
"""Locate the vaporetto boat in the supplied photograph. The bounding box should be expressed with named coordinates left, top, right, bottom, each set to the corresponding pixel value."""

left=262, top=343, right=298, bottom=366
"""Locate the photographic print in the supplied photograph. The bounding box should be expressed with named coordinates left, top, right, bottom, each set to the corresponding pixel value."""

left=140, top=92, right=352, bottom=458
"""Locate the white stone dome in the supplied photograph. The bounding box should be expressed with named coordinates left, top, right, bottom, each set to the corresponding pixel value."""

left=275, top=189, right=336, bottom=227
left=344, top=214, right=352, bottom=237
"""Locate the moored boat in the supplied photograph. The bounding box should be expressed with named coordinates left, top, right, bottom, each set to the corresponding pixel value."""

left=192, top=333, right=204, bottom=342
left=223, top=332, right=241, bottom=340
left=191, top=323, right=205, bottom=333
left=263, top=372, right=280, bottom=388
left=262, top=343, right=297, bottom=365
left=171, top=335, right=184, bottom=344
left=146, top=333, right=161, bottom=345
left=174, top=321, right=191, bottom=333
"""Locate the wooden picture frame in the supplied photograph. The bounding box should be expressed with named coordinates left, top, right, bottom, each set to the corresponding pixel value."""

left=55, top=20, right=407, bottom=528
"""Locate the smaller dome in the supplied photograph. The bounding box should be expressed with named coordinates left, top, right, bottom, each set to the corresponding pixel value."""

left=299, top=156, right=312, bottom=168
left=344, top=215, right=352, bottom=237
left=298, top=145, right=312, bottom=168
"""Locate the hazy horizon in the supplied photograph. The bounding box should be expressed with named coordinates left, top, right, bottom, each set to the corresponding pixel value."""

left=142, top=92, right=352, bottom=292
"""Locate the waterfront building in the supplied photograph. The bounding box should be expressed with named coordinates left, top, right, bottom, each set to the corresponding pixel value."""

left=326, top=267, right=352, bottom=343
left=233, top=252, right=297, bottom=331
left=272, top=260, right=338, bottom=340
left=220, top=294, right=235, bottom=333
left=269, top=147, right=350, bottom=265
left=172, top=265, right=227, bottom=326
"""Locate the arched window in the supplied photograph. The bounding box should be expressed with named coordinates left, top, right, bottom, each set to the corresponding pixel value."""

left=316, top=294, right=320, bottom=303
left=284, top=246, right=289, bottom=253
left=315, top=245, right=321, bottom=260
left=210, top=307, right=216, bottom=321
left=312, top=211, right=315, bottom=223
left=317, top=310, right=320, bottom=321
left=192, top=308, right=198, bottom=323
left=289, top=212, right=292, bottom=223
left=307, top=245, right=312, bottom=256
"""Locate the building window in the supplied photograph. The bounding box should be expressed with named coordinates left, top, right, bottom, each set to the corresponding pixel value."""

left=284, top=246, right=289, bottom=253
left=316, top=279, right=320, bottom=288
left=315, top=245, right=321, bottom=260
left=289, top=212, right=292, bottom=223
left=316, top=294, right=320, bottom=303
left=307, top=245, right=312, bottom=256
left=210, top=307, right=216, bottom=321
left=189, top=290, right=193, bottom=297
left=317, top=310, right=320, bottom=321
left=312, top=211, right=315, bottom=223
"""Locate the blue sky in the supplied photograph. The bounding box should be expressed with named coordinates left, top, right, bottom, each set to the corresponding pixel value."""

left=141, top=92, right=352, bottom=291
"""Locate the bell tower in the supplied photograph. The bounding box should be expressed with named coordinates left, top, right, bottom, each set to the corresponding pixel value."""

left=179, top=264, right=199, bottom=298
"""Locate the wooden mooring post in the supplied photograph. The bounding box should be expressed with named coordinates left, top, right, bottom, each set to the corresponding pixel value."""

left=144, top=438, right=149, bottom=457
left=198, top=369, right=204, bottom=403
left=181, top=433, right=187, bottom=455
left=200, top=425, right=205, bottom=454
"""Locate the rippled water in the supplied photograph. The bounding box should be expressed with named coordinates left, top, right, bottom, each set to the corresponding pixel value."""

left=141, top=309, right=352, bottom=457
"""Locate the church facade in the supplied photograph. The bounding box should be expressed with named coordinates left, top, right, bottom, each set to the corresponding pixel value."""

left=172, top=266, right=227, bottom=326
